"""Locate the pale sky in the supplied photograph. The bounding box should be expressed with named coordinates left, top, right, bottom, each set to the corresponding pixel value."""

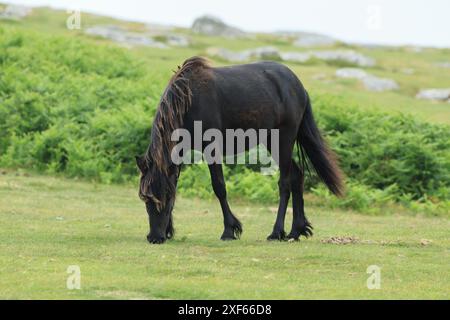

left=3, top=0, right=450, bottom=47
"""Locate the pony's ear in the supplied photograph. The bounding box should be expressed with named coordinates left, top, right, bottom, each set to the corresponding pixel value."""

left=135, top=155, right=148, bottom=173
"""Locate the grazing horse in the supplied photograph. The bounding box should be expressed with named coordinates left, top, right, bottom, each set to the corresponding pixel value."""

left=136, top=57, right=344, bottom=244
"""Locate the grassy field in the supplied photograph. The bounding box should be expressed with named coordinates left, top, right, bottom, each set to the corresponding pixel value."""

left=1, top=170, right=448, bottom=299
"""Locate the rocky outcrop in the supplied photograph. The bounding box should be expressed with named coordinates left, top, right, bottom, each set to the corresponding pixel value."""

left=276, top=31, right=337, bottom=47
left=207, top=47, right=376, bottom=68
left=362, top=76, right=399, bottom=92
left=0, top=5, right=32, bottom=20
left=192, top=15, right=245, bottom=38
left=85, top=25, right=190, bottom=48
left=336, top=68, right=399, bottom=92
left=294, top=33, right=337, bottom=47
left=279, top=52, right=311, bottom=63
left=207, top=47, right=281, bottom=62
left=206, top=48, right=248, bottom=62
left=435, top=62, right=450, bottom=69
left=312, top=50, right=375, bottom=67
left=165, top=34, right=190, bottom=47
left=244, top=47, right=281, bottom=60
left=86, top=25, right=167, bottom=48
left=336, top=68, right=369, bottom=80
left=275, top=50, right=375, bottom=67
left=416, top=89, right=450, bottom=102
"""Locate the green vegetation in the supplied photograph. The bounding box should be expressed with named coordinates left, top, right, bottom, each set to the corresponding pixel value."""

left=0, top=25, right=155, bottom=181
left=0, top=171, right=449, bottom=299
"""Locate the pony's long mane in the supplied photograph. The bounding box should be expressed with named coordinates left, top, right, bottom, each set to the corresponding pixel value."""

left=140, top=56, right=210, bottom=208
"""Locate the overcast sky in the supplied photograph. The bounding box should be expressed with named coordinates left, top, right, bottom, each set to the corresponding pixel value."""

left=3, top=0, right=450, bottom=47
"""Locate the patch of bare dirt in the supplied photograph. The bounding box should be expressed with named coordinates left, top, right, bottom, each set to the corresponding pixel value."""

left=321, top=236, right=359, bottom=245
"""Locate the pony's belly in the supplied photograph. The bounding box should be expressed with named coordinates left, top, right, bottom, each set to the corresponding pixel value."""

left=223, top=103, right=281, bottom=130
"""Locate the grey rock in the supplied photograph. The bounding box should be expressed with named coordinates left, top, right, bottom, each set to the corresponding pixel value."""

left=192, top=15, right=246, bottom=38
left=312, top=50, right=375, bottom=67
left=294, top=33, right=337, bottom=47
left=435, top=62, right=450, bottom=69
left=0, top=5, right=32, bottom=19
left=336, top=68, right=399, bottom=92
left=362, top=76, right=399, bottom=92
left=280, top=52, right=311, bottom=63
left=207, top=46, right=280, bottom=62
left=85, top=25, right=167, bottom=48
left=281, top=50, right=375, bottom=67
left=207, top=47, right=375, bottom=70
left=275, top=31, right=337, bottom=47
left=416, top=89, right=450, bottom=101
left=206, top=47, right=249, bottom=62
left=335, top=68, right=369, bottom=80
left=244, top=46, right=281, bottom=60
left=166, top=34, right=190, bottom=47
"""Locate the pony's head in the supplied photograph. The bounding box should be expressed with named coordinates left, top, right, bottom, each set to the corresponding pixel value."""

left=137, top=57, right=209, bottom=244
left=136, top=154, right=177, bottom=244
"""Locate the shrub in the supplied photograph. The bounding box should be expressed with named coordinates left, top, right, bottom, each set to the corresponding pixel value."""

left=311, top=94, right=450, bottom=201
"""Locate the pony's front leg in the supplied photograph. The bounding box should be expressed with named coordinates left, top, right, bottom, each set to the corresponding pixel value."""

left=208, top=164, right=242, bottom=240
left=267, top=178, right=290, bottom=241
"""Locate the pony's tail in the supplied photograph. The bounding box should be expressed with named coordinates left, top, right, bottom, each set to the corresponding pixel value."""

left=298, top=92, right=344, bottom=197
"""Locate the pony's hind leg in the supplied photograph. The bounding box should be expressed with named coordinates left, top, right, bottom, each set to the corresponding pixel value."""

left=166, top=214, right=174, bottom=240
left=287, top=160, right=313, bottom=240
left=267, top=133, right=295, bottom=241
left=208, top=164, right=242, bottom=240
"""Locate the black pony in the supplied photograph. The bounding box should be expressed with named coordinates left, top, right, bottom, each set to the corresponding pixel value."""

left=137, top=57, right=344, bottom=244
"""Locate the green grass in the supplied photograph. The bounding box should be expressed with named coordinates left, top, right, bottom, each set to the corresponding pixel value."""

left=1, top=170, right=448, bottom=299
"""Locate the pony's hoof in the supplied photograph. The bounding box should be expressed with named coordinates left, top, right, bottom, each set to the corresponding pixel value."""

left=147, top=234, right=167, bottom=244
left=220, top=223, right=242, bottom=241
left=221, top=230, right=238, bottom=241
left=267, top=230, right=287, bottom=241
left=221, top=235, right=237, bottom=241
left=288, top=221, right=314, bottom=240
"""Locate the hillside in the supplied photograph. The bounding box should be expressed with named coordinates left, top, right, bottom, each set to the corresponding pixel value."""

left=2, top=5, right=450, bottom=123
